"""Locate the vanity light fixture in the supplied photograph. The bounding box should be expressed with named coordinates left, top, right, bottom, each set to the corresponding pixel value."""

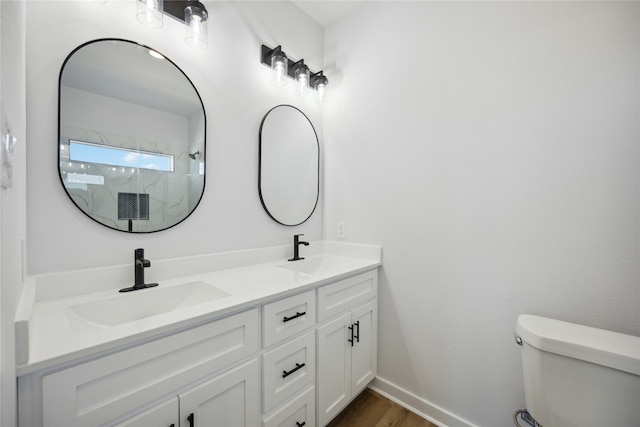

left=261, top=44, right=329, bottom=101
left=136, top=0, right=164, bottom=29
left=267, top=46, right=288, bottom=87
left=136, top=0, right=209, bottom=49
left=311, top=71, right=328, bottom=103
left=184, top=4, right=208, bottom=49
left=292, top=61, right=310, bottom=95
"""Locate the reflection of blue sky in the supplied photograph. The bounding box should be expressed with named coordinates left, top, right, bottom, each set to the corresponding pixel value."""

left=69, top=140, right=173, bottom=172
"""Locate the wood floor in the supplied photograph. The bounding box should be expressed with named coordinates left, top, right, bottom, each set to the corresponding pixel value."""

left=326, top=389, right=439, bottom=427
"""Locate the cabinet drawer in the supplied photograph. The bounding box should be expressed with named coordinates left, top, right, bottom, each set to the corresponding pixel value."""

left=262, top=331, right=315, bottom=413
left=263, top=385, right=315, bottom=427
left=263, top=290, right=315, bottom=348
left=42, top=309, right=259, bottom=427
left=317, top=270, right=377, bottom=322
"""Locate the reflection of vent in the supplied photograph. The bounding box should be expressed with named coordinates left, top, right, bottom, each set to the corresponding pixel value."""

left=118, top=193, right=149, bottom=220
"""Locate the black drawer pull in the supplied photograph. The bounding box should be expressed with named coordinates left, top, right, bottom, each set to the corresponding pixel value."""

left=348, top=324, right=354, bottom=346
left=282, top=362, right=306, bottom=378
left=296, top=422, right=306, bottom=427
left=170, top=424, right=175, bottom=427
left=354, top=320, right=360, bottom=343
left=283, top=311, right=306, bottom=322
left=187, top=413, right=194, bottom=427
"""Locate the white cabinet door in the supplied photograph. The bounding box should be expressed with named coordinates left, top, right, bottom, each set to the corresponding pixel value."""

left=350, top=300, right=377, bottom=396
left=316, top=299, right=378, bottom=427
left=316, top=312, right=351, bottom=427
left=179, top=359, right=260, bottom=427
left=112, top=397, right=178, bottom=427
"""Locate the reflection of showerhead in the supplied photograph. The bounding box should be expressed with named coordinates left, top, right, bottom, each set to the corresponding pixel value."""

left=188, top=151, right=200, bottom=160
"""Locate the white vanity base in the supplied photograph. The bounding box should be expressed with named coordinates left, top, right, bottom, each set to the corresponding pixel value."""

left=17, top=241, right=381, bottom=427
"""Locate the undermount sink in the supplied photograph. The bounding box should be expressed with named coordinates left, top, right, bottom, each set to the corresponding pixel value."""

left=67, top=281, right=230, bottom=327
left=279, top=257, right=324, bottom=275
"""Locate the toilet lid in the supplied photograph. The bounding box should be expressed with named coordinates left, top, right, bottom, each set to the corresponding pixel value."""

left=516, top=314, right=640, bottom=376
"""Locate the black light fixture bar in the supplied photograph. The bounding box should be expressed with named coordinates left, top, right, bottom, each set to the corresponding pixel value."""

left=261, top=44, right=327, bottom=86
left=163, top=0, right=208, bottom=24
left=261, top=44, right=282, bottom=66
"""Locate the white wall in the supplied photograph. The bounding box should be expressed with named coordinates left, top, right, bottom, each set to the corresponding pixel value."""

left=323, top=2, right=639, bottom=426
left=26, top=1, right=325, bottom=274
left=1, top=1, right=27, bottom=425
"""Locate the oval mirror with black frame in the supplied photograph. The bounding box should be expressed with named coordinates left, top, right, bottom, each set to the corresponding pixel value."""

left=259, top=105, right=319, bottom=226
left=58, top=38, right=206, bottom=233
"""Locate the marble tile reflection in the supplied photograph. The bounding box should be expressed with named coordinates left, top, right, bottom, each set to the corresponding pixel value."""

left=59, top=125, right=203, bottom=232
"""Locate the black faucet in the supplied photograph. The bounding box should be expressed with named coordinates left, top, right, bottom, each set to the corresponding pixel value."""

left=119, top=248, right=159, bottom=292
left=288, top=234, right=309, bottom=262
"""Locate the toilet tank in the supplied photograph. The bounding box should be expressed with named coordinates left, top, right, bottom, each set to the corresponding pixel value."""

left=516, top=315, right=640, bottom=427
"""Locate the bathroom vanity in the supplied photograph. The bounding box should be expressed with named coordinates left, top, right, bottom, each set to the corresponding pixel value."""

left=16, top=242, right=381, bottom=427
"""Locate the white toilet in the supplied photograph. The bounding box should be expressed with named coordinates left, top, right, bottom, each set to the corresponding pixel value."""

left=515, top=314, right=640, bottom=427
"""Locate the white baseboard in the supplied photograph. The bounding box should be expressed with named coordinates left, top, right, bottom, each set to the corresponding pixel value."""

left=369, top=377, right=479, bottom=427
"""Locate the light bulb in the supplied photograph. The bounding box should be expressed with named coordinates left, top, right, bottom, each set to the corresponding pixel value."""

left=294, top=63, right=310, bottom=95
left=136, top=0, right=163, bottom=29
left=313, top=74, right=328, bottom=103
left=297, top=73, right=308, bottom=94
left=316, top=82, right=326, bottom=102
left=271, top=52, right=288, bottom=87
left=185, top=6, right=208, bottom=49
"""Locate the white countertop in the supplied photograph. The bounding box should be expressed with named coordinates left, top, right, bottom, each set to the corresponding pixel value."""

left=16, top=242, right=381, bottom=376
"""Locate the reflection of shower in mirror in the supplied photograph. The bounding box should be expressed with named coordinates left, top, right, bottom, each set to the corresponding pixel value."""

left=58, top=38, right=206, bottom=233
left=188, top=151, right=200, bottom=160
